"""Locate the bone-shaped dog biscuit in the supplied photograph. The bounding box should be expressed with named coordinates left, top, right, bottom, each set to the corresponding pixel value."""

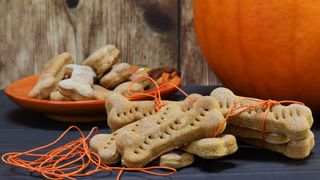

left=105, top=93, right=202, bottom=131
left=89, top=134, right=120, bottom=164
left=59, top=64, right=96, bottom=101
left=91, top=102, right=184, bottom=165
left=28, top=52, right=73, bottom=99
left=83, top=45, right=120, bottom=78
left=159, top=150, right=194, bottom=169
left=100, top=63, right=132, bottom=89
left=210, top=88, right=313, bottom=141
left=239, top=131, right=314, bottom=159
left=225, top=125, right=290, bottom=144
left=91, top=95, right=198, bottom=164
left=90, top=95, right=224, bottom=167
left=182, top=134, right=238, bottom=159
left=116, top=96, right=225, bottom=167
left=106, top=93, right=157, bottom=131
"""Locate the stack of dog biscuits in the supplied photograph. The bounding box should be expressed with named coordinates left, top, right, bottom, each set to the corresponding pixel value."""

left=28, top=45, right=156, bottom=101
left=91, top=86, right=315, bottom=169
left=90, top=93, right=238, bottom=168
left=210, top=87, right=314, bottom=159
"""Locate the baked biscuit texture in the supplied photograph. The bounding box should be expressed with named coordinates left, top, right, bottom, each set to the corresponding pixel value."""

left=100, top=63, right=132, bottom=89
left=159, top=150, right=194, bottom=169
left=50, top=91, right=71, bottom=101
left=59, top=64, right=96, bottom=101
left=83, top=45, right=120, bottom=78
left=210, top=87, right=313, bottom=141
left=90, top=95, right=225, bottom=167
left=225, top=125, right=290, bottom=144
left=239, top=131, right=314, bottom=159
left=28, top=52, right=73, bottom=99
left=115, top=96, right=225, bottom=167
left=182, top=134, right=238, bottom=159
left=93, top=85, right=113, bottom=100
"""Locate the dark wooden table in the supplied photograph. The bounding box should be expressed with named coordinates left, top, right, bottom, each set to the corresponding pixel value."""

left=0, top=86, right=319, bottom=180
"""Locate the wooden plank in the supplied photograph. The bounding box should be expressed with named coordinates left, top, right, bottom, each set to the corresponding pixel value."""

left=179, top=0, right=221, bottom=86
left=0, top=0, right=76, bottom=88
left=0, top=0, right=178, bottom=88
left=70, top=0, right=178, bottom=66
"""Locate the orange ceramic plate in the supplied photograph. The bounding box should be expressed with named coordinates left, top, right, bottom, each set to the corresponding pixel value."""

left=5, top=69, right=181, bottom=122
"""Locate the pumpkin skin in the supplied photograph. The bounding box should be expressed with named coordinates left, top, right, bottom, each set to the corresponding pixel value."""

left=194, top=0, right=320, bottom=111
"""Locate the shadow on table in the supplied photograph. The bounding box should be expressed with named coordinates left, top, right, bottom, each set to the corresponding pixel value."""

left=192, top=158, right=237, bottom=173
left=5, top=108, right=107, bottom=131
left=229, top=143, right=312, bottom=166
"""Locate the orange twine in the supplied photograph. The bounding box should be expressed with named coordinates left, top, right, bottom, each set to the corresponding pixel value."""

left=218, top=98, right=304, bottom=140
left=1, top=126, right=176, bottom=180
left=127, top=75, right=194, bottom=111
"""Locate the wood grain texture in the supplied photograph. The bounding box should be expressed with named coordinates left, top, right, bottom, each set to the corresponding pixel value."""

left=0, top=0, right=76, bottom=88
left=0, top=0, right=178, bottom=88
left=0, top=0, right=220, bottom=88
left=179, top=0, right=221, bottom=86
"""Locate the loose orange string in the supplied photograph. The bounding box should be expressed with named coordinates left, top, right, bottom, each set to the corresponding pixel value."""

left=1, top=126, right=176, bottom=180
left=220, top=98, right=303, bottom=140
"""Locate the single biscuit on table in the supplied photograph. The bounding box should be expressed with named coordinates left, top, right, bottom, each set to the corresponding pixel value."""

left=182, top=134, right=238, bottom=159
left=50, top=91, right=72, bottom=101
left=83, top=45, right=120, bottom=78
left=28, top=52, right=73, bottom=99
left=225, top=125, right=290, bottom=144
left=210, top=87, right=313, bottom=141
left=239, top=131, right=314, bottom=159
left=93, top=85, right=113, bottom=100
left=159, top=150, right=194, bottom=169
left=59, top=64, right=96, bottom=101
left=89, top=134, right=120, bottom=164
left=100, top=63, right=132, bottom=89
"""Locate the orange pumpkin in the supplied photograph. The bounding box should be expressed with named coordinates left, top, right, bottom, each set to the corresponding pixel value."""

left=194, top=0, right=320, bottom=112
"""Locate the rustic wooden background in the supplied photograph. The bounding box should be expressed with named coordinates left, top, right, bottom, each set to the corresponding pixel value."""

left=0, top=0, right=220, bottom=89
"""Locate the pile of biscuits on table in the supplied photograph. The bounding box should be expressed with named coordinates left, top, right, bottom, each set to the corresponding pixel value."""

left=29, top=45, right=315, bottom=169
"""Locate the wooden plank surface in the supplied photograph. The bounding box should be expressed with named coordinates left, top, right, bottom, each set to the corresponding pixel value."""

left=0, top=0, right=220, bottom=89
left=179, top=0, right=221, bottom=86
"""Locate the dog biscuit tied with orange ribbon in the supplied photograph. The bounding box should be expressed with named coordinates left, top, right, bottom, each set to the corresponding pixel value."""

left=28, top=52, right=73, bottom=99
left=92, top=93, right=237, bottom=168
left=210, top=87, right=314, bottom=159
left=90, top=93, right=226, bottom=167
